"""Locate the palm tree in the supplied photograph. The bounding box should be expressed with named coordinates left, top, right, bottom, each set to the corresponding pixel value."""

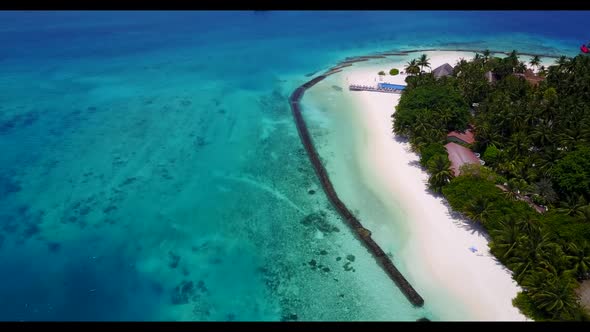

left=538, top=65, right=547, bottom=77
left=465, top=195, right=497, bottom=224
left=436, top=107, right=455, bottom=126
left=429, top=127, right=447, bottom=143
left=530, top=273, right=580, bottom=319
left=535, top=146, right=563, bottom=177
left=508, top=49, right=519, bottom=58
left=516, top=61, right=528, bottom=74
left=557, top=194, right=588, bottom=217
left=474, top=122, right=502, bottom=148
left=507, top=50, right=519, bottom=70
left=531, top=178, right=558, bottom=204
left=427, top=154, right=454, bottom=193
left=558, top=124, right=590, bottom=150
left=454, top=58, right=468, bottom=76
left=521, top=267, right=548, bottom=293
left=517, top=214, right=542, bottom=237
left=503, top=181, right=521, bottom=201
left=483, top=49, right=491, bottom=63
left=409, top=136, right=429, bottom=153
left=565, top=242, right=590, bottom=280
left=504, top=178, right=528, bottom=201
left=555, top=56, right=573, bottom=73
left=404, top=59, right=420, bottom=76
left=509, top=226, right=550, bottom=282
left=507, top=131, right=530, bottom=155
left=531, top=120, right=554, bottom=147
left=412, top=110, right=432, bottom=134
left=490, top=216, right=521, bottom=259
left=555, top=55, right=568, bottom=68
left=521, top=267, right=582, bottom=320
left=417, top=54, right=431, bottom=74
left=538, top=243, right=570, bottom=275
left=563, top=57, right=575, bottom=74
left=529, top=55, right=541, bottom=73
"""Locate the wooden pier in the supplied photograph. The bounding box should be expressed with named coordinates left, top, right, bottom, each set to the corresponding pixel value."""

left=349, top=84, right=404, bottom=94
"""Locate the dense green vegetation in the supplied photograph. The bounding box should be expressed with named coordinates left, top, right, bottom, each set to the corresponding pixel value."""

left=392, top=52, right=590, bottom=321
left=393, top=75, right=470, bottom=149
left=419, top=143, right=447, bottom=167
left=389, top=68, right=399, bottom=76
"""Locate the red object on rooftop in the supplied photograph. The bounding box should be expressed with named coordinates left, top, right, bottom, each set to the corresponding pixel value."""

left=582, top=44, right=589, bottom=54
left=445, top=142, right=480, bottom=176
left=447, top=129, right=475, bottom=145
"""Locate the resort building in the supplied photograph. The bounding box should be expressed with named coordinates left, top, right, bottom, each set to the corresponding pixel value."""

left=514, top=69, right=545, bottom=86
left=432, top=63, right=454, bottom=79
left=485, top=69, right=544, bottom=86
left=445, top=142, right=480, bottom=176
left=447, top=128, right=475, bottom=145
left=485, top=71, right=499, bottom=83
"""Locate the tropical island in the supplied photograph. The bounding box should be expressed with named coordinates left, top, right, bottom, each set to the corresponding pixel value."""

left=6, top=11, right=590, bottom=322
left=391, top=50, right=590, bottom=321
left=298, top=48, right=590, bottom=321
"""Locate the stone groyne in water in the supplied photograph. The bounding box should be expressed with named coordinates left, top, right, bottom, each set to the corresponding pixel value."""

left=289, top=60, right=425, bottom=308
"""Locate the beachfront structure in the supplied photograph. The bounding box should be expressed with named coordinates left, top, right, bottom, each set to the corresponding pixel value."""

left=349, top=83, right=406, bottom=94
left=432, top=63, right=454, bottom=79
left=447, top=128, right=475, bottom=145
left=378, top=83, right=406, bottom=91
left=514, top=68, right=545, bottom=86
left=485, top=71, right=498, bottom=83
left=484, top=69, right=543, bottom=86
left=445, top=142, right=480, bottom=176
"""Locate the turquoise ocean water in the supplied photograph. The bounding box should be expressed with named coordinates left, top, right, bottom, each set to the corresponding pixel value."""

left=0, top=11, right=588, bottom=321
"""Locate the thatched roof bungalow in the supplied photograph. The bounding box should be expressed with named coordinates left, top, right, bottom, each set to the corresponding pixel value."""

left=432, top=63, right=454, bottom=79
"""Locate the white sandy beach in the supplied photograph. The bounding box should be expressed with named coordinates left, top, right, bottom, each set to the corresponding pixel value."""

left=335, top=51, right=550, bottom=321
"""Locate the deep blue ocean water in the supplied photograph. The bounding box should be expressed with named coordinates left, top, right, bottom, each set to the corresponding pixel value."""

left=0, top=10, right=588, bottom=321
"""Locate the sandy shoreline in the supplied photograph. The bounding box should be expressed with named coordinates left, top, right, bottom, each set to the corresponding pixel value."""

left=336, top=51, right=540, bottom=320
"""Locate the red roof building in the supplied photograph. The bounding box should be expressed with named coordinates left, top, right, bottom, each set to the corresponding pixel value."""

left=447, top=129, right=475, bottom=145
left=445, top=142, right=480, bottom=176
